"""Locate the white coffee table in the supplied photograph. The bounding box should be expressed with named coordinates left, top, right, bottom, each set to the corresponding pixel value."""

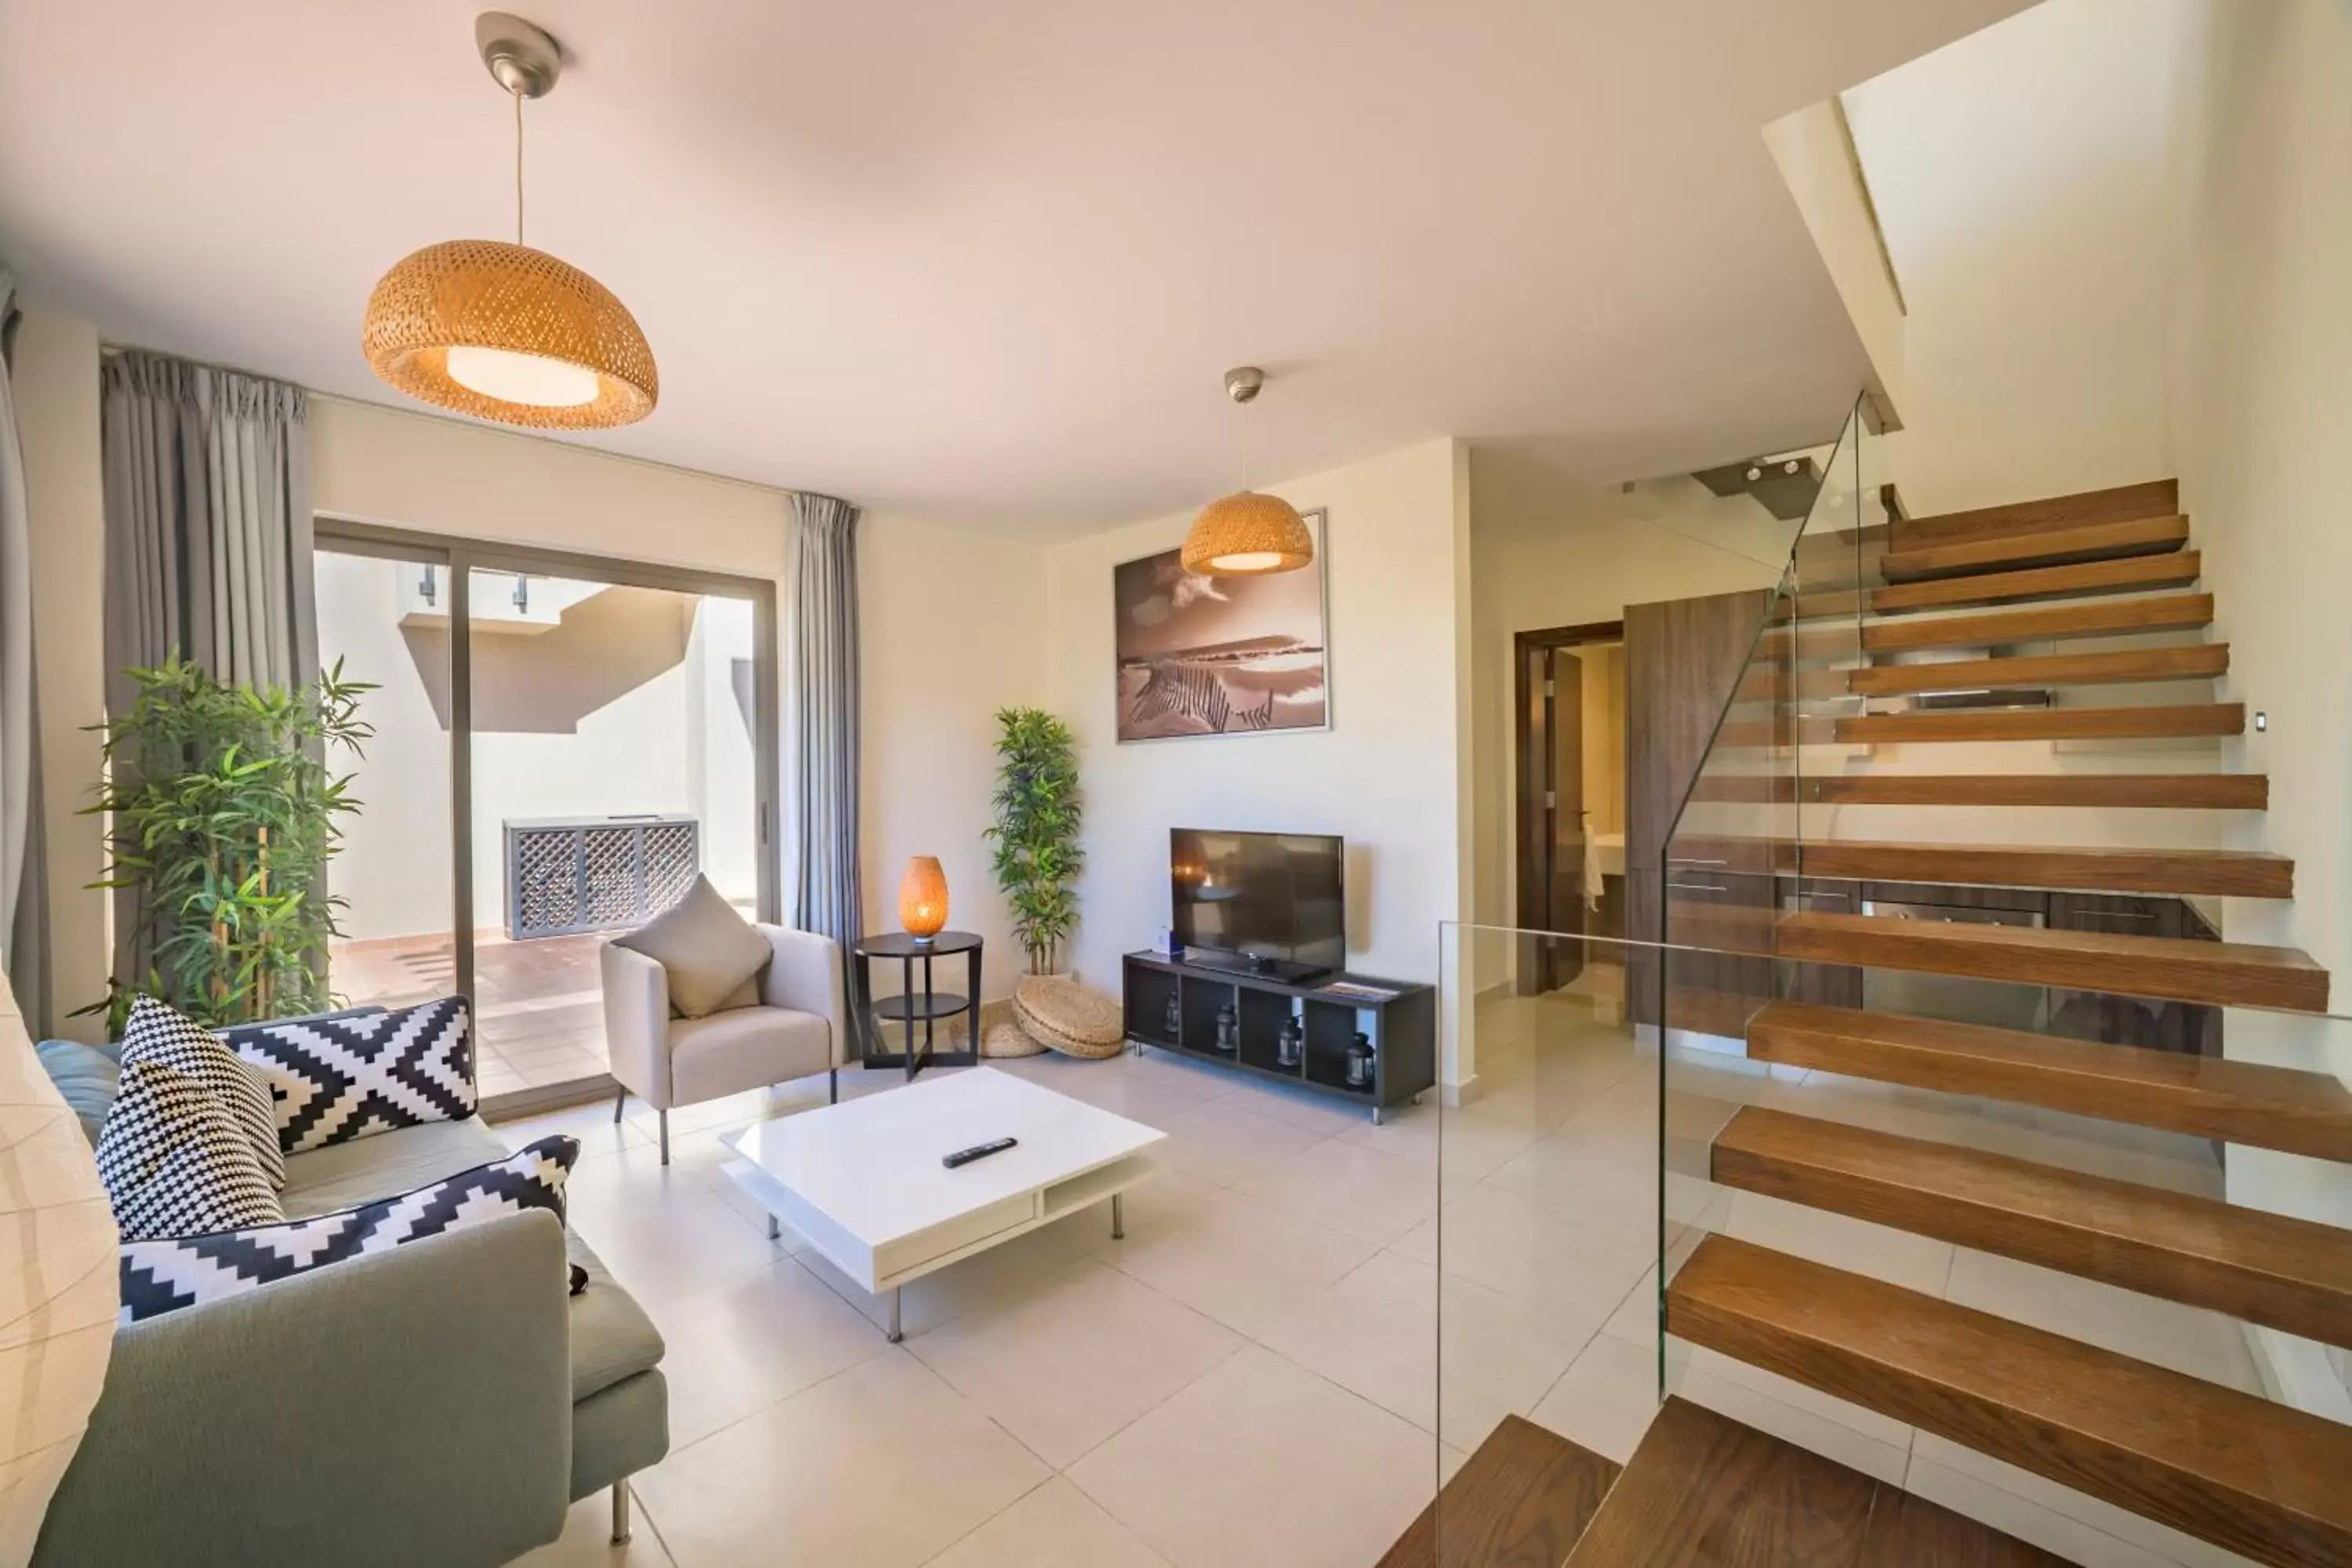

left=719, top=1066, right=1166, bottom=1341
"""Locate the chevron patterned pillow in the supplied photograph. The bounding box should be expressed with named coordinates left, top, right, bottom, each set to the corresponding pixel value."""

left=223, top=996, right=476, bottom=1154
left=96, top=998, right=289, bottom=1243
left=117, top=1134, right=580, bottom=1323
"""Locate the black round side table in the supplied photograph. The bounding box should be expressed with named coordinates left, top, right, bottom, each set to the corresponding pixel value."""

left=850, top=930, right=983, bottom=1081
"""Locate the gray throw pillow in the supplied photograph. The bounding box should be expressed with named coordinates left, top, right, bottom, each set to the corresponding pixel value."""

left=612, top=875, right=771, bottom=1018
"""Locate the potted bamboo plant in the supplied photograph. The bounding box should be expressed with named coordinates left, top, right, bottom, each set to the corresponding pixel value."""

left=86, top=654, right=373, bottom=1031
left=983, top=706, right=1082, bottom=977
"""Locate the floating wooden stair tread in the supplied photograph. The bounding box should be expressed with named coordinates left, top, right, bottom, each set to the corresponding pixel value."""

left=1562, top=1396, right=2062, bottom=1566
left=1667, top=1236, right=2352, bottom=1568
left=1748, top=1001, right=2352, bottom=1161
left=1893, top=480, right=2180, bottom=548
left=1863, top=593, right=2212, bottom=652
left=1377, top=1413, right=1618, bottom=1568
left=1688, top=772, right=2270, bottom=808
left=1711, top=1106, right=2352, bottom=1350
left=1873, top=551, right=2204, bottom=614
left=1848, top=643, right=2229, bottom=698
left=1837, top=704, right=2242, bottom=745
left=1881, top=514, right=2190, bottom=581
left=1797, top=838, right=2291, bottom=898
left=1777, top=909, right=2329, bottom=1012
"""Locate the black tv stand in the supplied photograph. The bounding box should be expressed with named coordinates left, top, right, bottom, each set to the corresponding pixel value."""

left=1120, top=951, right=1436, bottom=1123
left=1180, top=948, right=1334, bottom=986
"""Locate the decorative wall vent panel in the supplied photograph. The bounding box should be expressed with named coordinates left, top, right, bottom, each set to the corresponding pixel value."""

left=504, top=815, right=699, bottom=939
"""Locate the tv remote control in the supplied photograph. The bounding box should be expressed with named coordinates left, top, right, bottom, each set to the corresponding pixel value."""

left=942, top=1138, right=1018, bottom=1169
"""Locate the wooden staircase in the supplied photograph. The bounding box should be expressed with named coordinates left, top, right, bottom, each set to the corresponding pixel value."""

left=1655, top=480, right=2352, bottom=1568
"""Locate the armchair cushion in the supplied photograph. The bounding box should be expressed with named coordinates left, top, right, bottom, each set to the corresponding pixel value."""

left=669, top=1006, right=835, bottom=1106
left=612, top=875, right=772, bottom=1018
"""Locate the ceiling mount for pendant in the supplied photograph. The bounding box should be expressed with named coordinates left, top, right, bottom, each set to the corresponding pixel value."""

left=476, top=12, right=561, bottom=98
left=1181, top=366, right=1315, bottom=577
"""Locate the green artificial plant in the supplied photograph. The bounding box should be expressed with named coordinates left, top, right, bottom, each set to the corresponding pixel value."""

left=85, top=654, right=374, bottom=1031
left=983, top=706, right=1083, bottom=976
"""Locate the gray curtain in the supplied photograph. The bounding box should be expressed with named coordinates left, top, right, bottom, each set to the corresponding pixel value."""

left=100, top=349, right=316, bottom=989
left=0, top=265, right=49, bottom=1029
left=789, top=492, right=862, bottom=947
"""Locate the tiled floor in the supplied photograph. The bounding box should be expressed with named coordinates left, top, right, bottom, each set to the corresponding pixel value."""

left=332, top=929, right=613, bottom=1097
left=487, top=989, right=2278, bottom=1568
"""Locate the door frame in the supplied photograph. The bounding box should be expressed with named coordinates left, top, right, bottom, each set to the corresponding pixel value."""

left=314, top=515, right=782, bottom=1110
left=1513, top=619, right=1625, bottom=993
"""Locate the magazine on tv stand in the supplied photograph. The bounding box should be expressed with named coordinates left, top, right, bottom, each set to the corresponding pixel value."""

left=1316, top=978, right=1401, bottom=1003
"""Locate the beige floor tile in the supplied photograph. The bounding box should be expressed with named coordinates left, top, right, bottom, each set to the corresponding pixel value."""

left=1943, top=1247, right=2264, bottom=1392
left=649, top=1255, right=898, bottom=1447
left=1526, top=1330, right=1661, bottom=1465
left=1258, top=1248, right=1598, bottom=1452
left=1066, top=1345, right=1435, bottom=1568
left=1214, top=1075, right=1383, bottom=1136
left=1391, top=1181, right=1655, bottom=1323
left=798, top=1205, right=1120, bottom=1340
left=1681, top=1341, right=1914, bottom=1450
left=1719, top=1188, right=1955, bottom=1297
left=1231, top=1134, right=1439, bottom=1245
left=924, top=1478, right=1172, bottom=1568
left=1333, top=1102, right=1544, bottom=1195
left=1103, top=1176, right=1380, bottom=1340
left=1149, top=1096, right=1336, bottom=1190
left=909, top=1257, right=1244, bottom=1467
left=633, top=1350, right=1050, bottom=1568
left=493, top=1096, right=657, bottom=1161
left=510, top=1489, right=676, bottom=1568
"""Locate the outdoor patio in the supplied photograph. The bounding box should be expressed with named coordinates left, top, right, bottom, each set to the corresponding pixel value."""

left=332, top=930, right=611, bottom=1098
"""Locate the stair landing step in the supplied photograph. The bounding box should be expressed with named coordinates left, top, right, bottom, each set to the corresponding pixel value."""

left=1797, top=837, right=2291, bottom=898
left=1848, top=643, right=2229, bottom=698
left=1748, top=1001, right=2352, bottom=1161
left=1668, top=1236, right=2352, bottom=1568
left=1711, top=1105, right=2352, bottom=1349
left=1863, top=593, right=2212, bottom=652
left=1837, top=703, right=2242, bottom=746
left=1873, top=551, right=2204, bottom=614
left=1777, top=909, right=2330, bottom=1013
left=1882, top=514, right=2190, bottom=581
left=1563, top=1395, right=2063, bottom=1566
left=1377, top=1413, right=1618, bottom=1568
left=1893, top=480, right=2180, bottom=548
left=1688, top=772, right=2270, bottom=809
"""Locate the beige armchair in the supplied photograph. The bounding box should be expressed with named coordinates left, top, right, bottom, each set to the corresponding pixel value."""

left=600, top=924, right=850, bottom=1163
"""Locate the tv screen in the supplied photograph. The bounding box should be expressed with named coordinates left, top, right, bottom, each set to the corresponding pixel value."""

left=1170, top=829, right=1345, bottom=975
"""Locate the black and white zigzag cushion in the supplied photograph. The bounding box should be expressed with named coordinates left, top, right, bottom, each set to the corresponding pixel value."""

left=117, top=1134, right=581, bottom=1323
left=96, top=998, right=288, bottom=1243
left=224, top=996, right=475, bottom=1154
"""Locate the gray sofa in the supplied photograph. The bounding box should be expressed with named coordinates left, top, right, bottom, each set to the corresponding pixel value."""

left=32, top=1039, right=668, bottom=1568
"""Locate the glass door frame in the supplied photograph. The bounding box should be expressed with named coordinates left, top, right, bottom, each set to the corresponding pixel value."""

left=314, top=514, right=782, bottom=1113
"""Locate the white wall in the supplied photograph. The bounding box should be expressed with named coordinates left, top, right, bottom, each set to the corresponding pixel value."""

left=9, top=310, right=106, bottom=1038
left=2166, top=0, right=2352, bottom=1416
left=1842, top=0, right=2203, bottom=515
left=1043, top=439, right=1470, bottom=1018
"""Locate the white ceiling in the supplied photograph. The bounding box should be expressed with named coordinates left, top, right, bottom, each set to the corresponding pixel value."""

left=0, top=0, right=2028, bottom=539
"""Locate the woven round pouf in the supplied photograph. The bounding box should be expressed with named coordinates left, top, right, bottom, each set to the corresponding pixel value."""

left=981, top=1020, right=1047, bottom=1058
left=1011, top=978, right=1124, bottom=1060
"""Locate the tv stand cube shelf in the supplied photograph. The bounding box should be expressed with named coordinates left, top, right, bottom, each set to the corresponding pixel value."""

left=1120, top=952, right=1436, bottom=1123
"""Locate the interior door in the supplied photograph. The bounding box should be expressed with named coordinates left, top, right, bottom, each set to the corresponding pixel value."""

left=1542, top=647, right=1588, bottom=986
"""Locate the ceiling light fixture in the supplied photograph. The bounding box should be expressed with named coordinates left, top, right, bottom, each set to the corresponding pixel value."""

left=1181, top=367, right=1315, bottom=576
left=361, top=12, right=658, bottom=429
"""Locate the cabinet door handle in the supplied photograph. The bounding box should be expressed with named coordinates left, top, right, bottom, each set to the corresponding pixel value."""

left=1667, top=880, right=1732, bottom=895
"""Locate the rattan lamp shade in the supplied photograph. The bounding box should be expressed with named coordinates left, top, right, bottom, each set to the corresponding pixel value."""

left=362, top=239, right=659, bottom=429
left=1181, top=491, right=1315, bottom=575
left=899, top=856, right=950, bottom=940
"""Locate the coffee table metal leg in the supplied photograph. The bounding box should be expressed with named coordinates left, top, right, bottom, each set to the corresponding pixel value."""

left=887, top=1287, right=903, bottom=1343
left=767, top=1214, right=781, bottom=1240
left=1111, top=1193, right=1125, bottom=1240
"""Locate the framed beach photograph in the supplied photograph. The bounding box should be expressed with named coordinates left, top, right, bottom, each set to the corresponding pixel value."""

left=1112, top=509, right=1329, bottom=742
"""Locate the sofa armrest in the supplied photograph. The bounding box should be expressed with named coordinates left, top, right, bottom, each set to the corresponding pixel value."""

left=756, top=925, right=848, bottom=1067
left=601, top=939, right=673, bottom=1105
left=36, top=1210, right=573, bottom=1568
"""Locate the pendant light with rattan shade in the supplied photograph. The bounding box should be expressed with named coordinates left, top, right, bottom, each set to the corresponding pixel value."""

left=362, top=13, right=658, bottom=430
left=1181, top=368, right=1314, bottom=576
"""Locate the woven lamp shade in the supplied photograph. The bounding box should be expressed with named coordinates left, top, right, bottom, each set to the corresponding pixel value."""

left=0, top=980, right=117, bottom=1566
left=899, top=856, right=950, bottom=940
left=362, top=239, right=658, bottom=429
left=1181, top=491, right=1315, bottom=575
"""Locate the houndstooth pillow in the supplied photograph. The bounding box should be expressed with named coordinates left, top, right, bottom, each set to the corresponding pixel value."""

left=117, top=1134, right=581, bottom=1323
left=224, top=996, right=475, bottom=1154
left=97, top=998, right=288, bottom=1242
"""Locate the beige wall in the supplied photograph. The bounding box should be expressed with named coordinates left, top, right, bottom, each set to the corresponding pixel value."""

left=1042, top=439, right=1470, bottom=1039
left=2167, top=0, right=2352, bottom=1417
left=10, top=310, right=106, bottom=1038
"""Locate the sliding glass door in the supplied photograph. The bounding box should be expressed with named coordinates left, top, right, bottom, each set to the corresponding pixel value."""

left=315, top=524, right=779, bottom=1113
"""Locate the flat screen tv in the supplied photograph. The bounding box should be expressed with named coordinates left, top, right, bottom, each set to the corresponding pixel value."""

left=1170, top=829, right=1345, bottom=982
